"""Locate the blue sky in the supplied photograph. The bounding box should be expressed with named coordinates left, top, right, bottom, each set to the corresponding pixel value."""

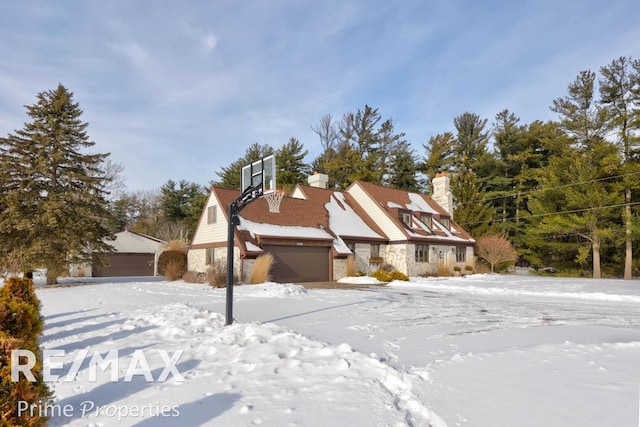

left=1, top=1, right=639, bottom=192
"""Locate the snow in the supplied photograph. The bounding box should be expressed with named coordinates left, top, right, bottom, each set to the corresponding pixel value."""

left=244, top=241, right=263, bottom=252
left=325, top=192, right=384, bottom=239
left=237, top=218, right=333, bottom=240
left=337, top=276, right=384, bottom=285
left=33, top=274, right=640, bottom=426
left=405, top=193, right=439, bottom=214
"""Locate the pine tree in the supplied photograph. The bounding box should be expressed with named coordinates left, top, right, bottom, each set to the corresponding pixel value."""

left=527, top=145, right=621, bottom=278
left=0, top=84, right=114, bottom=284
left=387, top=140, right=421, bottom=192
left=551, top=70, right=607, bottom=150
left=214, top=143, right=274, bottom=189
left=452, top=112, right=490, bottom=173
left=422, top=132, right=455, bottom=178
left=160, top=180, right=207, bottom=239
left=276, top=137, right=309, bottom=191
left=599, top=56, right=640, bottom=279
left=451, top=172, right=495, bottom=238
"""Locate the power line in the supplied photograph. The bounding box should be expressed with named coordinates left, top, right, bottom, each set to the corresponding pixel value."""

left=459, top=201, right=640, bottom=227
left=455, top=170, right=640, bottom=207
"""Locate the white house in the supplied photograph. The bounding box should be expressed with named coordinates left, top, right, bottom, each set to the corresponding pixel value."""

left=188, top=173, right=475, bottom=282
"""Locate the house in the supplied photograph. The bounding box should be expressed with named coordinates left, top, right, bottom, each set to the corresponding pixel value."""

left=69, top=230, right=165, bottom=277
left=187, top=173, right=475, bottom=282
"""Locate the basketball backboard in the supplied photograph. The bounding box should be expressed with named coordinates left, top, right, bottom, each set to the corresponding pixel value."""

left=241, top=154, right=276, bottom=195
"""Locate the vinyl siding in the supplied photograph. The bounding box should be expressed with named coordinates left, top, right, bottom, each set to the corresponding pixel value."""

left=346, top=183, right=406, bottom=241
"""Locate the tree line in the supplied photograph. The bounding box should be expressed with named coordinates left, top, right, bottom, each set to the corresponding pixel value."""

left=1, top=57, right=639, bottom=281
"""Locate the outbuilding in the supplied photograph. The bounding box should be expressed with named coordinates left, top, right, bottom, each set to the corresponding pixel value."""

left=91, top=230, right=165, bottom=277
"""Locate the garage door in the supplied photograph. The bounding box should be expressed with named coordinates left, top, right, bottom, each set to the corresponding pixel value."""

left=93, top=253, right=155, bottom=277
left=262, top=245, right=330, bottom=283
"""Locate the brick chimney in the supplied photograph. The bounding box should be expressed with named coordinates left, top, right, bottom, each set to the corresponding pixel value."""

left=308, top=171, right=329, bottom=189
left=432, top=172, right=453, bottom=216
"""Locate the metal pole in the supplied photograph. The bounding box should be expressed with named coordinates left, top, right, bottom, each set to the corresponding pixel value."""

left=225, top=202, right=235, bottom=326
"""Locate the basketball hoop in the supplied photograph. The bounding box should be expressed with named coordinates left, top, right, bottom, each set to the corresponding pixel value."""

left=265, top=189, right=284, bottom=213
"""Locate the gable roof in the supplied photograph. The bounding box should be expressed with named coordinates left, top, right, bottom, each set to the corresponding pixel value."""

left=349, top=181, right=475, bottom=244
left=108, top=230, right=165, bottom=253
left=201, top=180, right=474, bottom=258
left=209, top=185, right=387, bottom=256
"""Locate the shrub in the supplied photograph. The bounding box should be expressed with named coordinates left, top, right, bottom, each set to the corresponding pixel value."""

left=182, top=271, right=205, bottom=284
left=379, top=262, right=395, bottom=272
left=158, top=250, right=187, bottom=279
left=0, top=277, right=52, bottom=426
left=249, top=253, right=275, bottom=284
left=0, top=297, right=43, bottom=342
left=2, top=277, right=41, bottom=309
left=163, top=261, right=183, bottom=281
left=346, top=255, right=358, bottom=277
left=372, top=269, right=391, bottom=282
left=207, top=260, right=229, bottom=287
left=464, top=265, right=474, bottom=273
left=436, top=257, right=453, bottom=276
left=163, top=239, right=188, bottom=252
left=389, top=270, right=409, bottom=281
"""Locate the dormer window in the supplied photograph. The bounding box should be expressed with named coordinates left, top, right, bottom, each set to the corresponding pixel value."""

left=399, top=212, right=412, bottom=226
left=420, top=214, right=432, bottom=229
left=440, top=217, right=450, bottom=229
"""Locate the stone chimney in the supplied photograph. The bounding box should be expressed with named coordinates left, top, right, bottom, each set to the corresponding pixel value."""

left=308, top=171, right=329, bottom=189
left=432, top=172, right=453, bottom=216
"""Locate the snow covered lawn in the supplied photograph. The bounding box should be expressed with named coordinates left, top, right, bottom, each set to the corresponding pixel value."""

left=34, top=274, right=640, bottom=426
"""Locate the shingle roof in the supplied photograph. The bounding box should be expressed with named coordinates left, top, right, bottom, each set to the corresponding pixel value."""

left=210, top=180, right=474, bottom=256
left=351, top=181, right=475, bottom=243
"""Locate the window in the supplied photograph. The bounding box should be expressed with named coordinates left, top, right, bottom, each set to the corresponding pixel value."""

left=207, top=205, right=217, bottom=224
left=420, top=214, right=432, bottom=229
left=206, top=248, right=215, bottom=265
left=399, top=212, right=412, bottom=226
left=370, top=244, right=380, bottom=258
left=415, top=244, right=430, bottom=262
left=440, top=217, right=450, bottom=229
left=347, top=242, right=356, bottom=253
left=456, top=246, right=466, bottom=263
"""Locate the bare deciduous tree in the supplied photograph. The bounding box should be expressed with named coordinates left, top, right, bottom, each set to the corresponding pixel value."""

left=476, top=235, right=518, bottom=273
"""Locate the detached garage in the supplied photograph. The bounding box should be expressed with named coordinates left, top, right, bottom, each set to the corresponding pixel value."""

left=92, top=230, right=165, bottom=277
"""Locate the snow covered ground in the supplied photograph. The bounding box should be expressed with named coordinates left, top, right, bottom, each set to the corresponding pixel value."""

left=32, top=273, right=640, bottom=426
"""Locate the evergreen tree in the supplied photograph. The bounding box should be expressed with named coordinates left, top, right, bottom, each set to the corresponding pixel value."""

left=276, top=137, right=309, bottom=191
left=551, top=70, right=607, bottom=150
left=0, top=84, right=114, bottom=284
left=345, top=105, right=383, bottom=184
left=452, top=112, right=490, bottom=173
left=451, top=171, right=495, bottom=238
left=599, top=56, right=640, bottom=279
left=527, top=144, right=621, bottom=277
left=160, top=180, right=207, bottom=239
left=215, top=143, right=274, bottom=189
left=387, top=140, right=421, bottom=192
left=422, top=132, right=455, bottom=178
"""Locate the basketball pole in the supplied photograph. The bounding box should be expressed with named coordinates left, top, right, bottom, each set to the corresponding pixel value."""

left=225, top=167, right=265, bottom=326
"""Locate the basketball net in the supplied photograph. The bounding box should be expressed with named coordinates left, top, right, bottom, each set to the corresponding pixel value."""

left=265, top=189, right=284, bottom=213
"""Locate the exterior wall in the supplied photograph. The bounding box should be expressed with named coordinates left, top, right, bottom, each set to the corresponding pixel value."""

left=384, top=243, right=409, bottom=274
left=191, top=195, right=228, bottom=246
left=68, top=263, right=92, bottom=277
left=110, top=230, right=164, bottom=253
left=188, top=249, right=207, bottom=273
left=242, top=258, right=255, bottom=282
left=347, top=184, right=406, bottom=241
left=333, top=258, right=347, bottom=281
left=187, top=246, right=240, bottom=278
left=353, top=243, right=372, bottom=274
